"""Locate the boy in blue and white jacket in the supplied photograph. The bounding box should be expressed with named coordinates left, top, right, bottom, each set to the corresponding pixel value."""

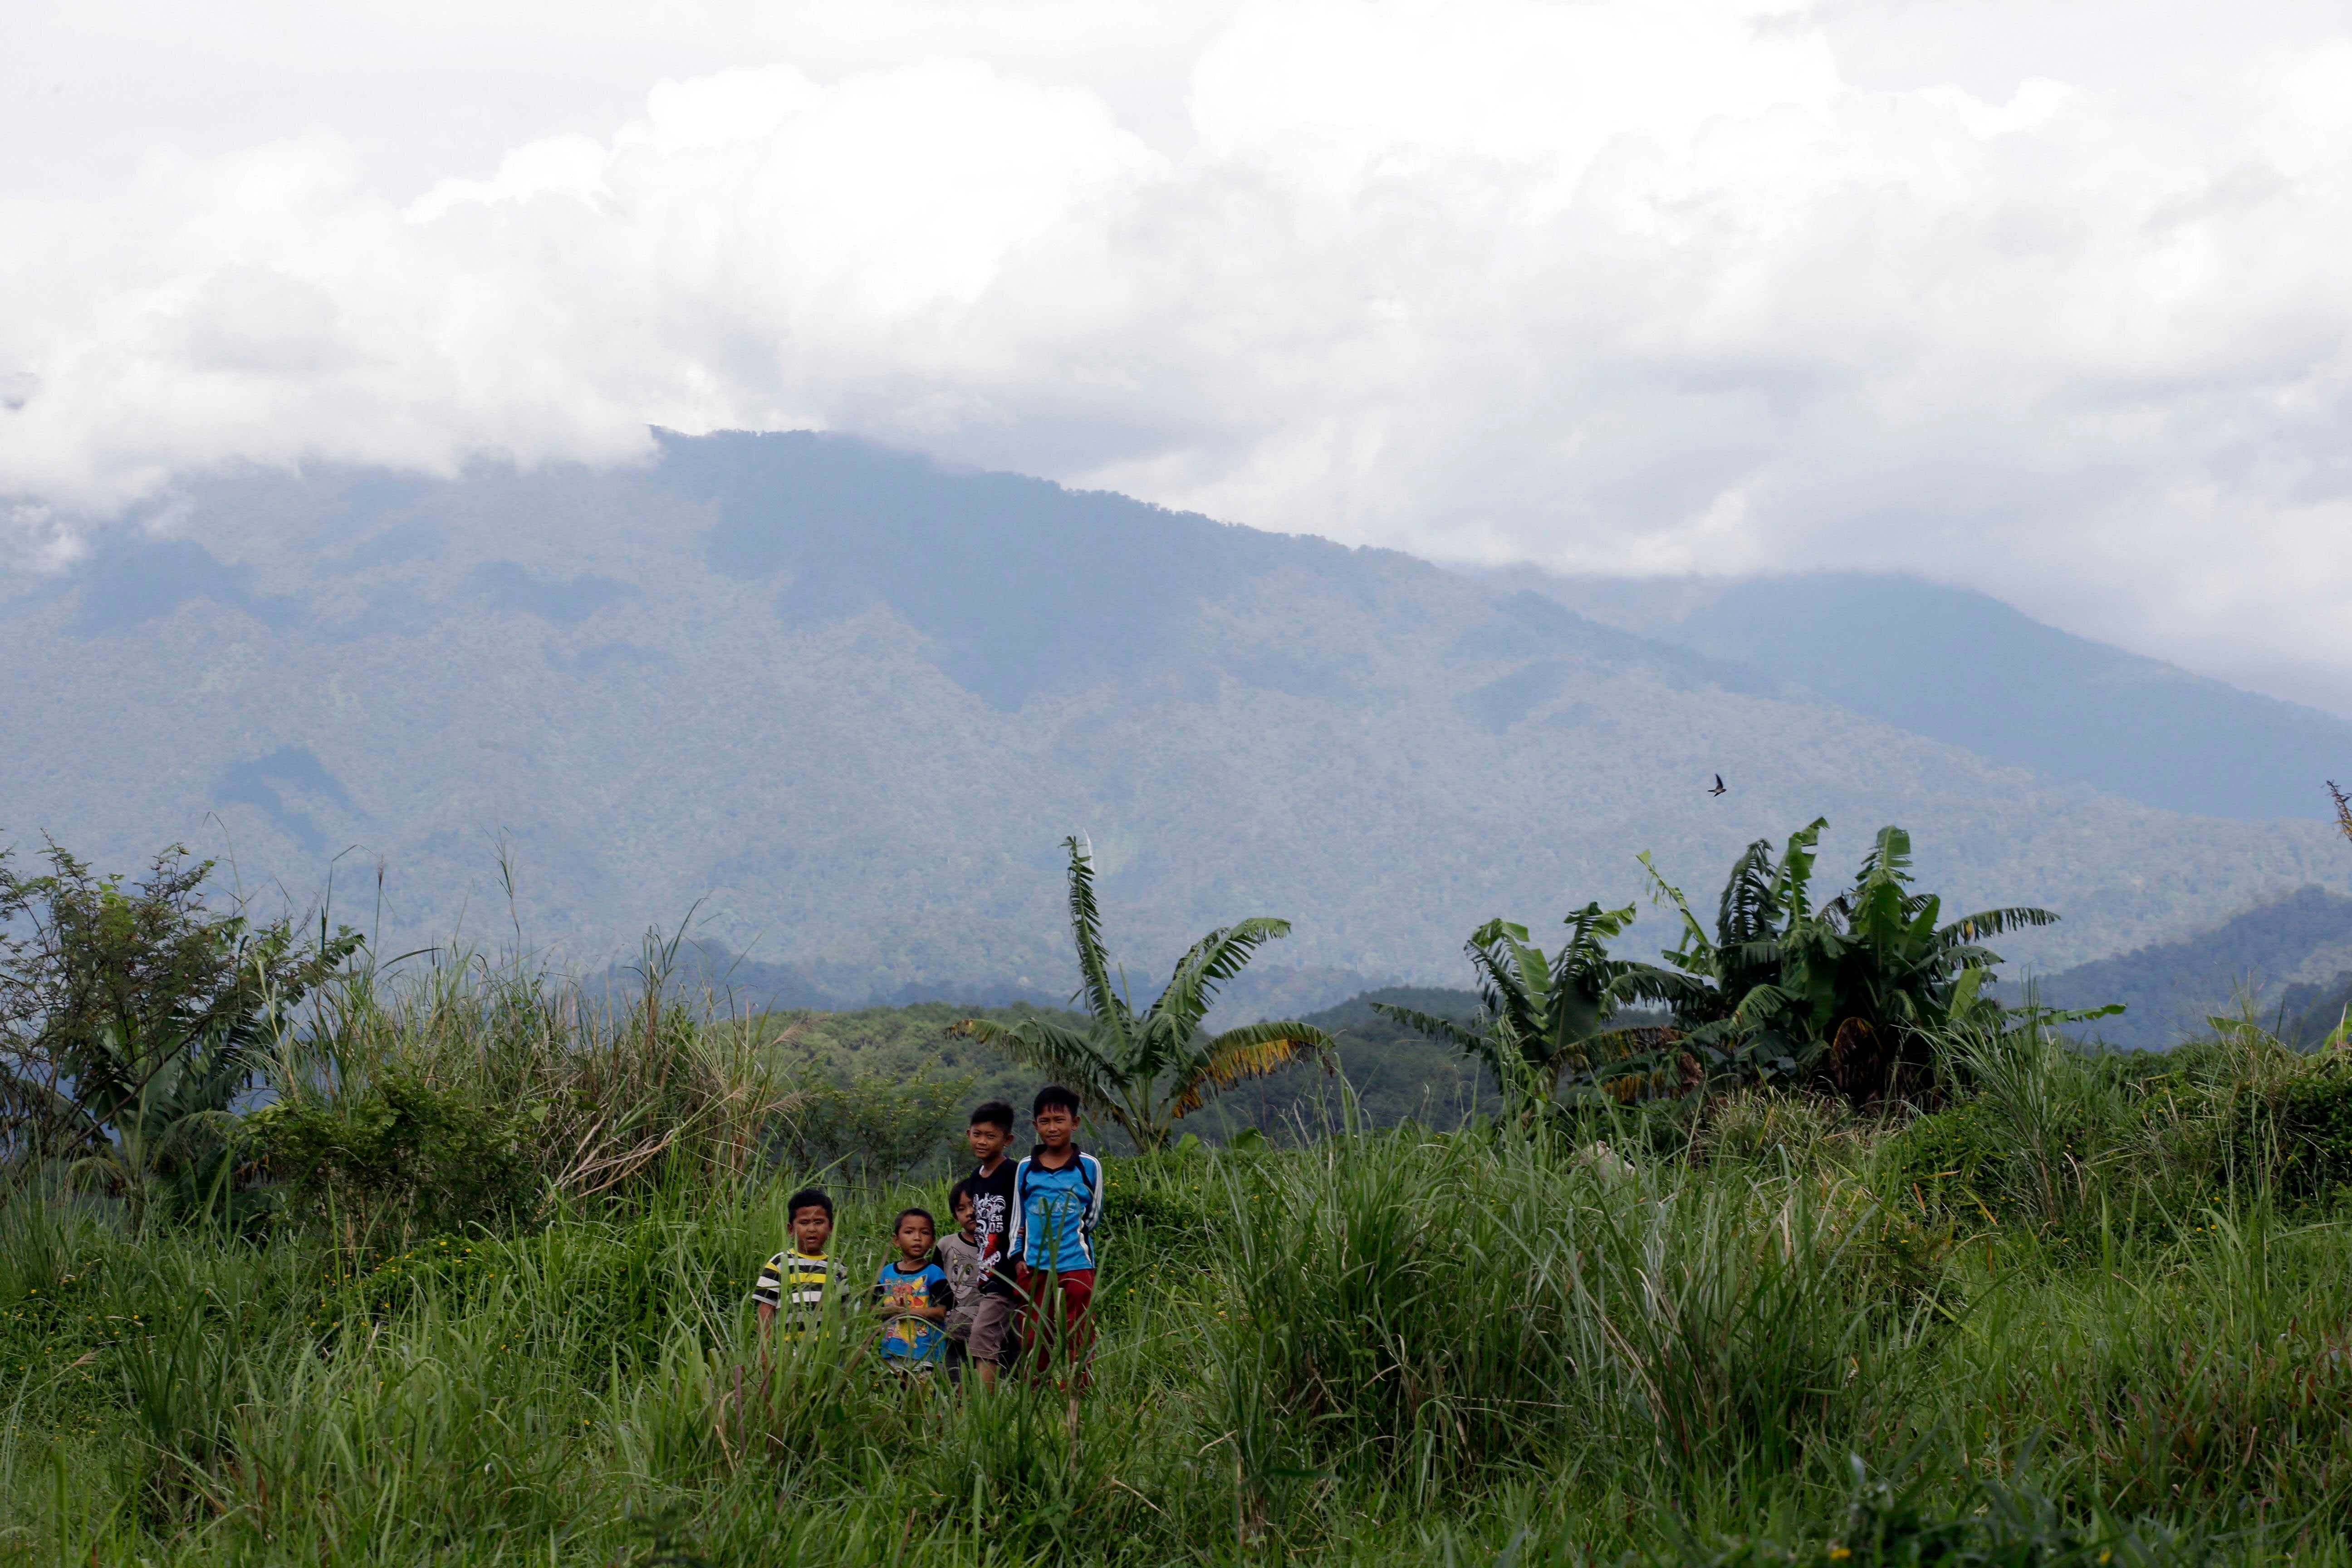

left=1006, top=1084, right=1105, bottom=1388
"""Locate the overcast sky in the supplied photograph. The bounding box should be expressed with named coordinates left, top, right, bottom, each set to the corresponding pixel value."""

left=7, top=0, right=2352, bottom=715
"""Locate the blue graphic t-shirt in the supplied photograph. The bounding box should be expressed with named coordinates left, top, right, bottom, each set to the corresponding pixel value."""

left=872, top=1260, right=953, bottom=1364
left=1007, top=1150, right=1105, bottom=1274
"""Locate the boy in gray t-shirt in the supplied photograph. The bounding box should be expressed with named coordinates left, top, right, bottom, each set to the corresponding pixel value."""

left=936, top=1181, right=985, bottom=1381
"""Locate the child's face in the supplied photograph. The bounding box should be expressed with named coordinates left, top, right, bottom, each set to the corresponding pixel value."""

left=895, top=1214, right=935, bottom=1261
left=953, top=1194, right=975, bottom=1236
left=967, top=1121, right=1009, bottom=1164
left=1034, top=1104, right=1077, bottom=1148
left=790, top=1205, right=833, bottom=1255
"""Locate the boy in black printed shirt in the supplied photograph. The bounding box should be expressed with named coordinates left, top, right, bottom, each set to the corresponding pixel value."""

left=960, top=1102, right=1021, bottom=1387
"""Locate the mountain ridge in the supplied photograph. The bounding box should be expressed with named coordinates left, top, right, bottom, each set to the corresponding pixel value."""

left=6, top=430, right=2349, bottom=1005
left=2017, top=884, right=2352, bottom=1050
left=1513, top=570, right=2352, bottom=822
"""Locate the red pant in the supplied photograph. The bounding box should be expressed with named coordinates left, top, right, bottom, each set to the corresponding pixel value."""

left=1014, top=1264, right=1095, bottom=1386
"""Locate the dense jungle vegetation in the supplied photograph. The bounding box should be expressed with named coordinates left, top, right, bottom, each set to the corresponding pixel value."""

left=5, top=824, right=2352, bottom=1566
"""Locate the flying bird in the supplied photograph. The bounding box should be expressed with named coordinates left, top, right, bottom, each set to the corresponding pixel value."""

left=1708, top=774, right=1727, bottom=797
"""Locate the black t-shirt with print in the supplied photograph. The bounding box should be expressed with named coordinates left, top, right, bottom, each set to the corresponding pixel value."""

left=964, top=1159, right=1021, bottom=1298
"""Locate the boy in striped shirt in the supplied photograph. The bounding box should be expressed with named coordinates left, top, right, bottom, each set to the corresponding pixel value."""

left=754, top=1187, right=847, bottom=1339
left=1007, top=1085, right=1106, bottom=1392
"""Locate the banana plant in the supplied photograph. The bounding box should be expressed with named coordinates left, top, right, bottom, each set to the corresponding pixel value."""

left=951, top=837, right=1335, bottom=1150
left=1637, top=818, right=1834, bottom=1078
left=1643, top=822, right=2058, bottom=1100
left=1372, top=901, right=1687, bottom=1126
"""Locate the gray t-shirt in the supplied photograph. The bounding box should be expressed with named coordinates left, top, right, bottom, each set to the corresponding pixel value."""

left=936, top=1230, right=983, bottom=1340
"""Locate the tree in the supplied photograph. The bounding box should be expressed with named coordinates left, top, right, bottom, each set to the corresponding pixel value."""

left=0, top=841, right=362, bottom=1215
left=950, top=837, right=1335, bottom=1150
left=1371, top=902, right=1681, bottom=1126
left=1642, top=821, right=2056, bottom=1101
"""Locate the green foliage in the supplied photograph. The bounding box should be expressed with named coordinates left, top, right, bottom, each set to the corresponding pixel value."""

left=1371, top=902, right=1680, bottom=1127
left=1186, top=986, right=1490, bottom=1137
left=767, top=1069, right=974, bottom=1183
left=2218, top=1049, right=2352, bottom=1203
left=1644, top=822, right=2057, bottom=1101
left=1884, top=1096, right=2007, bottom=1214
left=1686, top=1461, right=2199, bottom=1567
left=1, top=1080, right=2346, bottom=1565
left=952, top=837, right=1335, bottom=1149
left=0, top=841, right=362, bottom=1216
left=1954, top=1213, right=2352, bottom=1525
left=285, top=939, right=790, bottom=1214
left=758, top=1000, right=1078, bottom=1109
left=2282, top=968, right=2352, bottom=1049
left=1695, top=1088, right=1877, bottom=1172
left=248, top=1071, right=541, bottom=1236
left=745, top=989, right=1491, bottom=1143
left=13, top=909, right=2352, bottom=1565
left=1210, top=1125, right=1903, bottom=1508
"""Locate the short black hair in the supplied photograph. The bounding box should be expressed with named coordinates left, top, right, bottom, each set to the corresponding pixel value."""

left=785, top=1187, right=833, bottom=1222
left=1032, top=1084, right=1082, bottom=1117
left=893, top=1207, right=937, bottom=1234
left=946, top=1178, right=976, bottom=1214
left=970, top=1101, right=1016, bottom=1132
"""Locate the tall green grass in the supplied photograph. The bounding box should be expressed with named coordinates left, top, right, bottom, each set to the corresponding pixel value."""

left=2, top=957, right=2349, bottom=1565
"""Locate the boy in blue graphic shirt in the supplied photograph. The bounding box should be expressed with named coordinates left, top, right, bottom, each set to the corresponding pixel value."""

left=872, top=1207, right=954, bottom=1373
left=1005, top=1085, right=1105, bottom=1391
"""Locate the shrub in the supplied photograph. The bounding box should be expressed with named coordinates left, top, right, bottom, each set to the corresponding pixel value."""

left=1912, top=1021, right=2140, bottom=1231
left=275, top=943, right=794, bottom=1215
left=767, top=1070, right=972, bottom=1183
left=251, top=1072, right=539, bottom=1237
left=1695, top=1088, right=1876, bottom=1170
left=2219, top=1053, right=2352, bottom=1203
left=1686, top=1461, right=2201, bottom=1567
left=0, top=840, right=360, bottom=1215
left=1883, top=1097, right=2005, bottom=1214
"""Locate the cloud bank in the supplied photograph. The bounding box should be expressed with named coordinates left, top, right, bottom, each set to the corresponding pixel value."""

left=6, top=0, right=2352, bottom=710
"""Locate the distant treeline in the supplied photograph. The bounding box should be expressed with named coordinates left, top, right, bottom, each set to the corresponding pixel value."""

left=2018, top=885, right=2352, bottom=1049
left=745, top=985, right=1496, bottom=1154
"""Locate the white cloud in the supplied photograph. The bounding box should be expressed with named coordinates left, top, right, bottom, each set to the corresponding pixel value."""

left=5, top=0, right=2352, bottom=710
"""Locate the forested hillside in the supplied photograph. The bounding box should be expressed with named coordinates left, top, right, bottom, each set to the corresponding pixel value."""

left=1527, top=571, right=2352, bottom=822
left=2023, top=885, right=2352, bottom=1049
left=5, top=430, right=2349, bottom=1003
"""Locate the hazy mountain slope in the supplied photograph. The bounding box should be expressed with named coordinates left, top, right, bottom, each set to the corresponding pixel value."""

left=5, top=431, right=2348, bottom=1004
left=1519, top=572, right=2352, bottom=822
left=2018, top=885, right=2352, bottom=1050
left=2278, top=971, right=2352, bottom=1047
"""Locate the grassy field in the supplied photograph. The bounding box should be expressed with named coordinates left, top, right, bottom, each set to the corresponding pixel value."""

left=4, top=959, right=2352, bottom=1565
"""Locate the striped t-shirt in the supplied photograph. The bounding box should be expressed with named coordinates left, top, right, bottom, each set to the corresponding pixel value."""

left=752, top=1249, right=843, bottom=1336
